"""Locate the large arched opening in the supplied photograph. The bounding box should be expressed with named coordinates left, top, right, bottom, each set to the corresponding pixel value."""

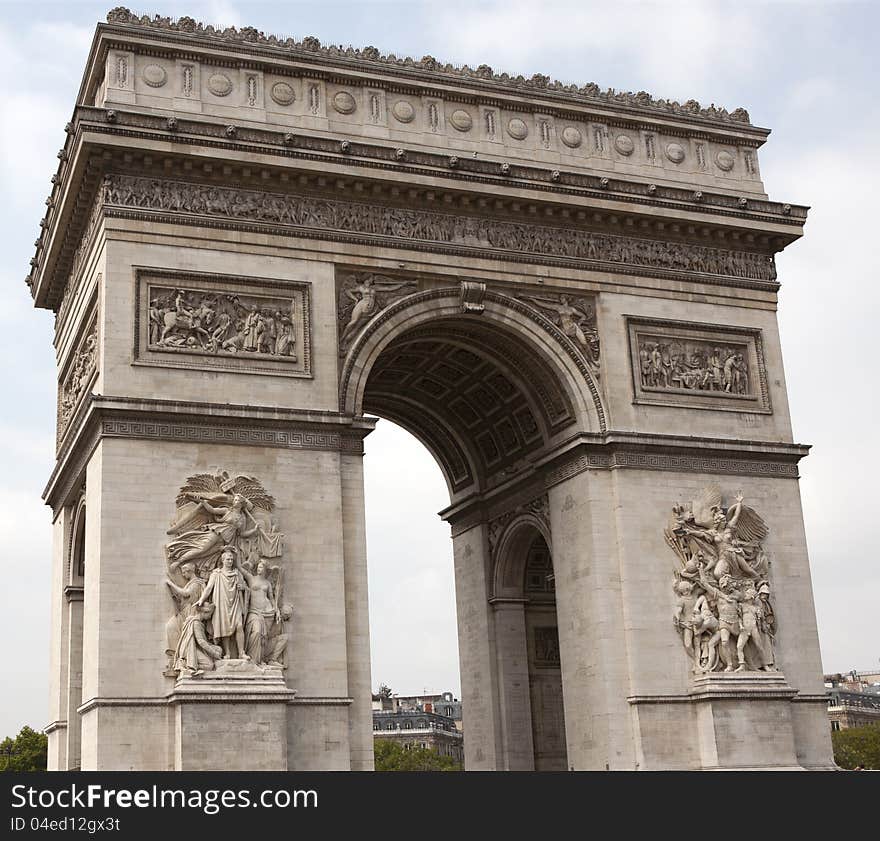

left=345, top=285, right=599, bottom=769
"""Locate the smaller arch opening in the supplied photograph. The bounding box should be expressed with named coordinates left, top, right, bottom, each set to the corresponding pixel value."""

left=493, top=525, right=567, bottom=771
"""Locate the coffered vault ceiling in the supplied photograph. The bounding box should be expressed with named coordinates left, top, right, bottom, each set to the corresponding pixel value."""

left=363, top=318, right=576, bottom=492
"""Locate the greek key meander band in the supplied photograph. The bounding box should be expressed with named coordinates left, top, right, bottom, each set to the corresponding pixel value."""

left=100, top=419, right=362, bottom=452
left=544, top=452, right=800, bottom=487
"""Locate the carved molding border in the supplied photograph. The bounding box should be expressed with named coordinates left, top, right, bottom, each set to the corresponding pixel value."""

left=625, top=316, right=771, bottom=414
left=133, top=267, right=312, bottom=378
left=487, top=493, right=551, bottom=561
left=339, top=286, right=607, bottom=433
left=445, top=431, right=807, bottom=533
left=102, top=10, right=757, bottom=128
left=44, top=396, right=375, bottom=513
left=32, top=137, right=792, bottom=310
left=544, top=446, right=803, bottom=488
left=99, top=174, right=777, bottom=287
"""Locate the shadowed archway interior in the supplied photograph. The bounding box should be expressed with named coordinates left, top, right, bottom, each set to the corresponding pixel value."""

left=362, top=317, right=577, bottom=494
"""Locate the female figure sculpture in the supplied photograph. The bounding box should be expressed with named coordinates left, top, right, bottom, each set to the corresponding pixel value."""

left=242, top=560, right=281, bottom=665
left=164, top=562, right=205, bottom=668
left=339, top=275, right=414, bottom=349
left=166, top=492, right=260, bottom=572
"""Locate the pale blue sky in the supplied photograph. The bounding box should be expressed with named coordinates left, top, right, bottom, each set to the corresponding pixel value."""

left=1, top=0, right=877, bottom=736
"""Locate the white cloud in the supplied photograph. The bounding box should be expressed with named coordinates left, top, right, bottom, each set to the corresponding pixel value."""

left=431, top=0, right=766, bottom=107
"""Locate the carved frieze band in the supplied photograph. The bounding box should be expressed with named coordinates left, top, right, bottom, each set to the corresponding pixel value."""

left=135, top=269, right=311, bottom=377
left=626, top=317, right=771, bottom=413
left=487, top=494, right=551, bottom=559
left=102, top=175, right=776, bottom=283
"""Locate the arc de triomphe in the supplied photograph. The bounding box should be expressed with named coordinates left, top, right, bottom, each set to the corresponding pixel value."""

left=30, top=10, right=833, bottom=770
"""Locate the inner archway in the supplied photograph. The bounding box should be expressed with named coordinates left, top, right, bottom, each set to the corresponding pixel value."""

left=351, top=292, right=585, bottom=770
left=363, top=420, right=461, bottom=706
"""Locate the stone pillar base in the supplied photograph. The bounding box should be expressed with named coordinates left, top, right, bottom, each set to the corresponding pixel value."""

left=690, top=671, right=802, bottom=770
left=168, top=660, right=296, bottom=770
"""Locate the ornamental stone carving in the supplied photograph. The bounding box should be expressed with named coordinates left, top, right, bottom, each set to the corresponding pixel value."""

left=487, top=494, right=550, bottom=559
left=104, top=8, right=753, bottom=125
left=450, top=109, right=473, bottom=132
left=337, top=272, right=416, bottom=352
left=333, top=91, right=357, bottom=114
left=135, top=271, right=311, bottom=377
left=715, top=150, right=735, bottom=172
left=391, top=100, right=415, bottom=123
left=561, top=126, right=582, bottom=148
left=102, top=175, right=777, bottom=283
left=142, top=63, right=167, bottom=87
left=460, top=280, right=486, bottom=314
left=518, top=292, right=599, bottom=369
left=164, top=471, right=293, bottom=678
left=507, top=118, right=529, bottom=140
left=627, top=318, right=770, bottom=413
left=665, top=486, right=776, bottom=674
left=207, top=72, right=233, bottom=96
left=614, top=134, right=635, bottom=156
left=148, top=286, right=297, bottom=359
left=58, top=316, right=98, bottom=442
left=638, top=337, right=749, bottom=395
left=269, top=81, right=295, bottom=105
left=666, top=142, right=686, bottom=164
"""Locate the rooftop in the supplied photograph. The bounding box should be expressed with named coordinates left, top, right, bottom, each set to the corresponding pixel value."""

left=105, top=7, right=755, bottom=128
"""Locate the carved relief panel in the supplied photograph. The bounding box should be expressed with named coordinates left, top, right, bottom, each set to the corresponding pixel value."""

left=135, top=269, right=311, bottom=377
left=57, top=311, right=98, bottom=444
left=666, top=485, right=777, bottom=674
left=627, top=317, right=770, bottom=413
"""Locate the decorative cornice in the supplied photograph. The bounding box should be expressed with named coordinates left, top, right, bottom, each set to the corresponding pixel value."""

left=71, top=108, right=805, bottom=220
left=440, top=432, right=809, bottom=530
left=629, top=673, right=799, bottom=704
left=103, top=8, right=756, bottom=128
left=29, top=107, right=807, bottom=309
left=543, top=432, right=808, bottom=487
left=43, top=395, right=377, bottom=513
left=288, top=696, right=354, bottom=706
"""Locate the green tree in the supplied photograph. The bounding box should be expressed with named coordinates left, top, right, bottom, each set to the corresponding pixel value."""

left=0, top=726, right=48, bottom=772
left=832, top=724, right=880, bottom=770
left=374, top=739, right=462, bottom=771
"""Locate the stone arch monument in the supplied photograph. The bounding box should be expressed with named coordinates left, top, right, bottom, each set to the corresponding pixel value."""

left=32, top=10, right=833, bottom=770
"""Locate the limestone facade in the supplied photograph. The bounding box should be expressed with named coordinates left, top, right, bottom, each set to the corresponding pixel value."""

left=32, top=10, right=833, bottom=770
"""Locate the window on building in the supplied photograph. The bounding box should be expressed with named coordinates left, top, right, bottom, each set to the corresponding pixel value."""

left=404, top=722, right=412, bottom=729
left=831, top=721, right=841, bottom=731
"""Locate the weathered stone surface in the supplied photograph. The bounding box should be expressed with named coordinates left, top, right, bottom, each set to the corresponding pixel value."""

left=36, top=12, right=833, bottom=771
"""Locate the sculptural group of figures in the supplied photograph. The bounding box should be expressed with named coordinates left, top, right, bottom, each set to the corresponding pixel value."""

left=59, top=325, right=97, bottom=432
left=163, top=472, right=293, bottom=678
left=103, top=174, right=777, bottom=281
left=640, top=340, right=749, bottom=395
left=336, top=273, right=601, bottom=375
left=665, top=485, right=777, bottom=674
left=149, top=287, right=297, bottom=360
